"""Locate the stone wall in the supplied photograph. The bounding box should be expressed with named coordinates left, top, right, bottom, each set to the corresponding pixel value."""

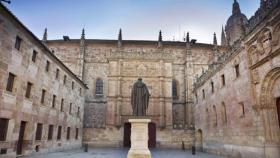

left=47, top=39, right=222, bottom=148
left=194, top=48, right=265, bottom=157
left=0, top=5, right=86, bottom=157
left=194, top=3, right=280, bottom=158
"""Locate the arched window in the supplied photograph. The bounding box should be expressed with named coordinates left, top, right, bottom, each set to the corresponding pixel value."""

left=221, top=102, right=227, bottom=125
left=239, top=102, right=245, bottom=118
left=206, top=108, right=209, bottom=129
left=95, top=78, right=103, bottom=96
left=213, top=105, right=217, bottom=127
left=172, top=79, right=178, bottom=99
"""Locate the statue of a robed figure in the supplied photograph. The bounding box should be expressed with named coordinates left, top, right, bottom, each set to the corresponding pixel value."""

left=128, top=78, right=152, bottom=158
left=131, top=78, right=150, bottom=116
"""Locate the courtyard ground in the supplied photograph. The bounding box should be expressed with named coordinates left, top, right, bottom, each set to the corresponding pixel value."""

left=23, top=148, right=224, bottom=158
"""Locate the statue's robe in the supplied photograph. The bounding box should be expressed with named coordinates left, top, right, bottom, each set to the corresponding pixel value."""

left=131, top=80, right=149, bottom=116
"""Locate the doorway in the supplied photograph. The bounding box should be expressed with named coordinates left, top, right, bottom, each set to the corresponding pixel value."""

left=277, top=97, right=280, bottom=128
left=196, top=129, right=203, bottom=151
left=17, top=121, right=26, bottom=155
left=148, top=122, right=156, bottom=148
left=123, top=123, right=131, bottom=147
left=123, top=122, right=157, bottom=148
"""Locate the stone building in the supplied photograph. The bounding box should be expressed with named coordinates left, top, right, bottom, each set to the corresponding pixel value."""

left=194, top=0, right=280, bottom=158
left=46, top=30, right=225, bottom=148
left=0, top=4, right=87, bottom=157
left=0, top=0, right=280, bottom=158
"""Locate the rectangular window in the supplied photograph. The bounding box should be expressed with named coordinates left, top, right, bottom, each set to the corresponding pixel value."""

left=61, top=99, right=64, bottom=112
left=75, top=128, right=79, bottom=140
left=0, top=118, right=9, bottom=141
left=239, top=102, right=245, bottom=117
left=6, top=73, right=16, bottom=92
left=46, top=61, right=50, bottom=72
left=0, top=149, right=7, bottom=154
left=69, top=103, right=72, bottom=114
left=77, top=107, right=80, bottom=117
left=66, top=127, right=70, bottom=140
left=202, top=89, right=205, bottom=99
left=79, top=88, right=82, bottom=96
left=57, top=126, right=62, bottom=140
left=25, top=82, right=33, bottom=98
left=32, top=50, right=37, bottom=62
left=211, top=81, right=214, bottom=93
left=41, top=89, right=46, bottom=104
left=35, top=123, right=43, bottom=141
left=47, top=125, right=53, bottom=140
left=15, top=36, right=22, bottom=51
left=221, top=74, right=226, bottom=86
left=56, top=69, right=60, bottom=79
left=235, top=64, right=240, bottom=78
left=52, top=95, right=56, bottom=108
left=72, top=81, right=74, bottom=90
left=63, top=75, right=67, bottom=85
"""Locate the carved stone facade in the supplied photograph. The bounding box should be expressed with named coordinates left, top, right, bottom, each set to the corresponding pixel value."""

left=194, top=1, right=280, bottom=158
left=2, top=0, right=279, bottom=157
left=47, top=38, right=223, bottom=147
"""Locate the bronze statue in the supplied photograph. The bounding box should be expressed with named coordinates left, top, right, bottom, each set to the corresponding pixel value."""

left=131, top=78, right=150, bottom=116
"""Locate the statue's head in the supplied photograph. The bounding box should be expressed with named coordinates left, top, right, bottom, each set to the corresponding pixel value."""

left=138, top=78, right=142, bottom=81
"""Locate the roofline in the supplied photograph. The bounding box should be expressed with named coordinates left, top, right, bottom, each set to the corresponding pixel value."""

left=47, top=39, right=225, bottom=48
left=0, top=3, right=88, bottom=89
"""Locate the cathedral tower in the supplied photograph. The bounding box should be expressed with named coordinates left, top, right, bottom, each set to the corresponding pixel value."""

left=225, top=0, right=248, bottom=45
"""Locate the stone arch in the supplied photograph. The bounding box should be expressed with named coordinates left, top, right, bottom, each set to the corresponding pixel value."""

left=260, top=67, right=280, bottom=143
left=260, top=67, right=280, bottom=108
left=213, top=105, right=217, bottom=127
left=196, top=129, right=203, bottom=151
left=205, top=108, right=209, bottom=129
left=221, top=102, right=227, bottom=125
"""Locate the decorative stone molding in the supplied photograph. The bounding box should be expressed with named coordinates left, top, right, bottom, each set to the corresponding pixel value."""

left=260, top=67, right=280, bottom=109
left=108, top=50, right=174, bottom=61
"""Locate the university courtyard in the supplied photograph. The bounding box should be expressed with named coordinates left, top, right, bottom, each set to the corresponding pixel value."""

left=0, top=0, right=280, bottom=158
left=22, top=148, right=224, bottom=158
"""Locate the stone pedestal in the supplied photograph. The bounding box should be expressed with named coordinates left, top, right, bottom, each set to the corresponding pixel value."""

left=127, top=119, right=152, bottom=158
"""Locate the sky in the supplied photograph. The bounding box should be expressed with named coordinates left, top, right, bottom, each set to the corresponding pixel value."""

left=3, top=0, right=260, bottom=44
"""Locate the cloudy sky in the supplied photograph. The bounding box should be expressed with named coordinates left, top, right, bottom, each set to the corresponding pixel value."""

left=4, top=0, right=259, bottom=44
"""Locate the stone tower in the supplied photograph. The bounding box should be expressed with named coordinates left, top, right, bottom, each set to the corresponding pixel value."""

left=225, top=0, right=248, bottom=45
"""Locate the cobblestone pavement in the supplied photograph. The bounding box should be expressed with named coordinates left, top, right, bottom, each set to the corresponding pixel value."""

left=23, top=148, right=224, bottom=158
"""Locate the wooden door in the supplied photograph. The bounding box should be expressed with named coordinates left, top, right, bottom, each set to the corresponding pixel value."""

left=148, top=122, right=156, bottom=148
left=123, top=123, right=131, bottom=147
left=277, top=98, right=280, bottom=128
left=17, top=121, right=26, bottom=155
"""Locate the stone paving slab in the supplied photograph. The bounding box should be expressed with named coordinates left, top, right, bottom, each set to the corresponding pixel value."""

left=23, top=148, right=225, bottom=158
